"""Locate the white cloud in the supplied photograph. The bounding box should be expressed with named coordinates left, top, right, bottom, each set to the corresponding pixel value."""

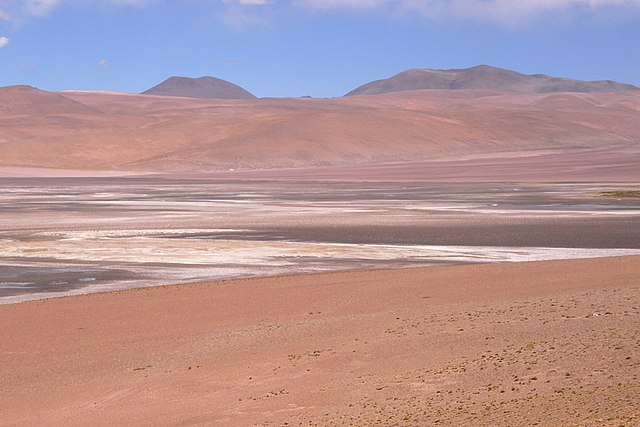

left=98, top=58, right=108, bottom=68
left=2, top=0, right=638, bottom=29
left=407, top=0, right=640, bottom=24
left=296, top=0, right=640, bottom=24
left=0, top=36, right=9, bottom=47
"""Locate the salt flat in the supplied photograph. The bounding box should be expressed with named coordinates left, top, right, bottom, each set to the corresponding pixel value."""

left=1, top=178, right=638, bottom=303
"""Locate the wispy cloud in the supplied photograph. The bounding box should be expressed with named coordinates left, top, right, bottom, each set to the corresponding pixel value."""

left=221, top=6, right=271, bottom=30
left=3, top=0, right=639, bottom=29
left=296, top=0, right=640, bottom=25
left=106, top=0, right=157, bottom=6
left=0, top=0, right=157, bottom=24
left=0, top=36, right=9, bottom=47
left=220, top=0, right=273, bottom=30
left=297, top=0, right=388, bottom=10
left=223, top=0, right=271, bottom=4
left=98, top=59, right=109, bottom=68
left=24, top=0, right=60, bottom=18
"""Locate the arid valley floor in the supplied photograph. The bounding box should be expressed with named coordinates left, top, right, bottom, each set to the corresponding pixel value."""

left=1, top=176, right=640, bottom=426
left=2, top=254, right=640, bottom=426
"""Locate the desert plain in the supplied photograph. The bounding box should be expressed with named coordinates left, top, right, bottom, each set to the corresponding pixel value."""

left=1, top=77, right=640, bottom=425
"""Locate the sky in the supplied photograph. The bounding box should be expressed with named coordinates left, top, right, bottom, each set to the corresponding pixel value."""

left=1, top=0, right=640, bottom=98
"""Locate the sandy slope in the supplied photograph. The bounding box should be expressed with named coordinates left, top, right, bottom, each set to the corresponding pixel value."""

left=177, top=145, right=640, bottom=182
left=1, top=86, right=639, bottom=176
left=1, top=256, right=639, bottom=426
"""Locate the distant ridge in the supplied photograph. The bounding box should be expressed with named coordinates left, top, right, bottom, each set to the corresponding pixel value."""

left=142, top=76, right=256, bottom=100
left=2, top=76, right=640, bottom=177
left=346, top=65, right=639, bottom=96
left=0, top=85, right=97, bottom=115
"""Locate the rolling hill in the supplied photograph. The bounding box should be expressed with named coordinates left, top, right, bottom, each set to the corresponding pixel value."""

left=1, top=69, right=639, bottom=180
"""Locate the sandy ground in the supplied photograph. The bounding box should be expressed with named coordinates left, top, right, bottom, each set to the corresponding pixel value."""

left=1, top=256, right=639, bottom=426
left=176, top=146, right=640, bottom=182
left=2, top=146, right=639, bottom=182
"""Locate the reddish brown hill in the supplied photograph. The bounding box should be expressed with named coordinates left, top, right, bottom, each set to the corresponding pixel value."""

left=0, top=87, right=639, bottom=179
left=0, top=85, right=97, bottom=116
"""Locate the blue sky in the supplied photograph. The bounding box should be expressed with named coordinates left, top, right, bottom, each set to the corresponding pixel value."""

left=1, top=0, right=640, bottom=97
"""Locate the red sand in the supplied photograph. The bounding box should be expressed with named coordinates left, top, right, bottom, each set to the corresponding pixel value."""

left=1, top=256, right=639, bottom=426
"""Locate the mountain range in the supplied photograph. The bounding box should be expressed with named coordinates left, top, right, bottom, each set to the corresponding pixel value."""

left=346, top=65, right=638, bottom=96
left=137, top=66, right=638, bottom=100
left=1, top=65, right=639, bottom=180
left=138, top=66, right=638, bottom=100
